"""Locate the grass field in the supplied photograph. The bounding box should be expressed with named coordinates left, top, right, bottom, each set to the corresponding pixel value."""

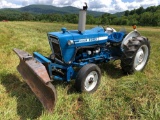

left=0, top=21, right=160, bottom=120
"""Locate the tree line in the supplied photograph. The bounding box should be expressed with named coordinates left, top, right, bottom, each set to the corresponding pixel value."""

left=0, top=5, right=160, bottom=26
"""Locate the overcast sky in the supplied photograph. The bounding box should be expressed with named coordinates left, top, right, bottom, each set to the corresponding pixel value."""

left=0, top=0, right=160, bottom=13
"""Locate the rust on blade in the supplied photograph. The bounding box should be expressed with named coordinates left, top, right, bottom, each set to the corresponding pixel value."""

left=13, top=48, right=57, bottom=112
left=13, top=48, right=51, bottom=84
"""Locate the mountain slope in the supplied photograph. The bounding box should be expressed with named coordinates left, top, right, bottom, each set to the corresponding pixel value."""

left=0, top=5, right=106, bottom=17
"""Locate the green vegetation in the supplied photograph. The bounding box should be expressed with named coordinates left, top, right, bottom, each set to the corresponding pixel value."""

left=0, top=5, right=160, bottom=26
left=18, top=5, right=105, bottom=16
left=0, top=22, right=160, bottom=119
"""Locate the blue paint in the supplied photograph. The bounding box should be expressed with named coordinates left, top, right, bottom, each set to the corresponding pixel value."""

left=35, top=26, right=125, bottom=81
left=108, top=32, right=125, bottom=43
left=53, top=76, right=64, bottom=81
left=33, top=52, right=51, bottom=63
left=66, top=66, right=74, bottom=82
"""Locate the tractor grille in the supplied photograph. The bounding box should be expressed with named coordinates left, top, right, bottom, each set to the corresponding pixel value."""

left=49, top=36, right=62, bottom=61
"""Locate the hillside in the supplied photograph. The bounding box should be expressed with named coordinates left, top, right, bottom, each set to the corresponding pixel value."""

left=114, top=11, right=124, bottom=17
left=0, top=5, right=160, bottom=26
left=0, top=4, right=106, bottom=17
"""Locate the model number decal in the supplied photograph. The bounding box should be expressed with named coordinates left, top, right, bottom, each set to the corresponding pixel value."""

left=75, top=36, right=108, bottom=44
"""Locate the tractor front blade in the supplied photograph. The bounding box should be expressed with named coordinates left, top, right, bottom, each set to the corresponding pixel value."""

left=13, top=48, right=57, bottom=112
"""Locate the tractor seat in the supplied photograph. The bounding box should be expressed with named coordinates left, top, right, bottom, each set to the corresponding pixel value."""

left=108, top=32, right=125, bottom=43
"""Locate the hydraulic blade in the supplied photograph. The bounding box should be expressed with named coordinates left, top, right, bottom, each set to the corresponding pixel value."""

left=13, top=48, right=57, bottom=112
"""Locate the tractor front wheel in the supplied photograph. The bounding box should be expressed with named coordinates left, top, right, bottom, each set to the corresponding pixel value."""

left=75, top=64, right=101, bottom=93
left=121, top=36, right=150, bottom=74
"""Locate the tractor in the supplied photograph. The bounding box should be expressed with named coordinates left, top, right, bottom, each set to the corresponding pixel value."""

left=13, top=8, right=150, bottom=112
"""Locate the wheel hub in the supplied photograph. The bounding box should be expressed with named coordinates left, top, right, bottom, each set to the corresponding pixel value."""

left=84, top=71, right=98, bottom=91
left=89, top=77, right=94, bottom=84
left=134, top=45, right=149, bottom=71
left=138, top=51, right=144, bottom=63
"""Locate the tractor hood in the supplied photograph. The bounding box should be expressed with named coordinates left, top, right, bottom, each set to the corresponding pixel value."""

left=47, top=26, right=108, bottom=63
left=48, top=26, right=108, bottom=43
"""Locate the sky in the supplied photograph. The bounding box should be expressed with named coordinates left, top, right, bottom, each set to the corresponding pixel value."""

left=0, top=0, right=160, bottom=13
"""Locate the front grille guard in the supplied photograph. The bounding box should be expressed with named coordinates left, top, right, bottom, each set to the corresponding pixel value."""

left=49, top=36, right=63, bottom=61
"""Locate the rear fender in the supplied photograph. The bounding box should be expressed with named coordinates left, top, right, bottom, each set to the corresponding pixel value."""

left=121, top=30, right=141, bottom=49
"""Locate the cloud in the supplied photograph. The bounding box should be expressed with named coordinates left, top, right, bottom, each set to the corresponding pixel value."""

left=89, top=0, right=113, bottom=8
left=110, top=0, right=159, bottom=13
left=0, top=0, right=160, bottom=13
left=35, top=0, right=53, bottom=5
left=0, top=0, right=22, bottom=8
left=22, top=0, right=29, bottom=6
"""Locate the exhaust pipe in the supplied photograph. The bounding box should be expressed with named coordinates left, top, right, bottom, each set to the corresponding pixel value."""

left=78, top=10, right=87, bottom=33
left=78, top=3, right=87, bottom=33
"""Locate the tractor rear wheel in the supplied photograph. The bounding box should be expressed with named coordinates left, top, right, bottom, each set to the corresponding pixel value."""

left=75, top=64, right=101, bottom=93
left=121, top=36, right=150, bottom=74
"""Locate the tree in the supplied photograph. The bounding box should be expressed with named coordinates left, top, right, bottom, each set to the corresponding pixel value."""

left=21, top=12, right=34, bottom=21
left=121, top=19, right=129, bottom=25
left=86, top=15, right=95, bottom=24
left=152, top=10, right=160, bottom=26
left=112, top=18, right=121, bottom=25
left=124, top=10, right=129, bottom=16
left=101, top=13, right=111, bottom=25
left=129, top=9, right=136, bottom=15
left=146, top=6, right=157, bottom=12
left=139, top=12, right=153, bottom=26
left=136, top=6, right=144, bottom=15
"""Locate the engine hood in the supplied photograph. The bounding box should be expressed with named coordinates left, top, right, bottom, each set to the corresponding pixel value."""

left=48, top=26, right=108, bottom=44
left=47, top=26, right=109, bottom=63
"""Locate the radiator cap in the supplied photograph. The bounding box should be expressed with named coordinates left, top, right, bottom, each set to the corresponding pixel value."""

left=61, top=27, right=67, bottom=33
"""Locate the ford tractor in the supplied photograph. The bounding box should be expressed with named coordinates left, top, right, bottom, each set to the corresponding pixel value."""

left=13, top=9, right=150, bottom=112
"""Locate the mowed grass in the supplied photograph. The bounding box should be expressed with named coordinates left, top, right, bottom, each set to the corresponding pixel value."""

left=0, top=21, right=160, bottom=120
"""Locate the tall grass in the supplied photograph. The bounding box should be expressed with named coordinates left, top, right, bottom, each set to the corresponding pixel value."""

left=0, top=21, right=160, bottom=120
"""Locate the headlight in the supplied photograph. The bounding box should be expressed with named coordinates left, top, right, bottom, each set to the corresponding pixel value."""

left=68, top=40, right=74, bottom=46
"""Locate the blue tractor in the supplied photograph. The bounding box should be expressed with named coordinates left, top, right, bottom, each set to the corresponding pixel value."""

left=13, top=9, right=150, bottom=112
